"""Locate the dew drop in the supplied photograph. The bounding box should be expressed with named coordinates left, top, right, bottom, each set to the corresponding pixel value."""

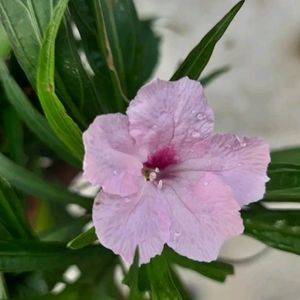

left=192, top=131, right=201, bottom=138
left=125, top=198, right=131, bottom=203
left=174, top=231, right=181, bottom=237
left=191, top=109, right=196, bottom=114
left=196, top=113, right=205, bottom=120
left=113, top=170, right=118, bottom=175
left=241, top=142, right=247, bottom=147
left=238, top=163, right=242, bottom=167
left=203, top=181, right=209, bottom=186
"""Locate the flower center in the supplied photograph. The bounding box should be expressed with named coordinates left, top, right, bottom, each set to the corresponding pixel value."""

left=143, top=147, right=177, bottom=189
left=143, top=146, right=177, bottom=170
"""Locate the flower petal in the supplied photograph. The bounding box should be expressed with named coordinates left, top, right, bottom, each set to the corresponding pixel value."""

left=93, top=183, right=171, bottom=265
left=83, top=113, right=144, bottom=197
left=164, top=172, right=244, bottom=262
left=177, top=134, right=270, bottom=207
left=127, top=78, right=214, bottom=157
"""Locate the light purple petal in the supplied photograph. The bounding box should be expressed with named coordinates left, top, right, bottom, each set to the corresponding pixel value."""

left=172, top=134, right=270, bottom=207
left=164, top=172, right=244, bottom=262
left=127, top=78, right=214, bottom=157
left=83, top=113, right=145, bottom=197
left=92, top=183, right=171, bottom=265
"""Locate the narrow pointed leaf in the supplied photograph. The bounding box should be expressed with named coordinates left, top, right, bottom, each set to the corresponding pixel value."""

left=90, top=0, right=128, bottom=111
left=171, top=0, right=244, bottom=80
left=124, top=251, right=146, bottom=300
left=0, top=240, right=112, bottom=272
left=0, top=177, right=33, bottom=240
left=271, top=147, right=300, bottom=165
left=145, top=255, right=182, bottom=300
left=68, top=227, right=97, bottom=249
left=0, top=153, right=90, bottom=208
left=243, top=207, right=300, bottom=256
left=36, top=0, right=84, bottom=161
left=69, top=0, right=160, bottom=107
left=166, top=248, right=233, bottom=282
left=265, top=163, right=300, bottom=201
left=0, top=0, right=100, bottom=124
left=0, top=60, right=80, bottom=168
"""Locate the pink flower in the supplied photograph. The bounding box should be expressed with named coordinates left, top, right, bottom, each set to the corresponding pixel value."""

left=83, top=78, right=270, bottom=265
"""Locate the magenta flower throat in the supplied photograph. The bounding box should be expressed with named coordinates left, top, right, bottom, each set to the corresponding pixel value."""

left=83, top=77, right=270, bottom=265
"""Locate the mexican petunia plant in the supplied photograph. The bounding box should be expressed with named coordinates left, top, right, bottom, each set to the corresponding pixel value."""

left=0, top=0, right=299, bottom=299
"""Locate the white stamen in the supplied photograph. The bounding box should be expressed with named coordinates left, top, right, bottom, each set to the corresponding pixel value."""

left=149, top=172, right=157, bottom=181
left=157, top=180, right=163, bottom=189
left=155, top=167, right=160, bottom=173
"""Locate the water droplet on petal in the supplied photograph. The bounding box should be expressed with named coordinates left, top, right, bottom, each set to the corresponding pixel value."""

left=192, top=131, right=201, bottom=138
left=174, top=231, right=181, bottom=237
left=238, top=163, right=242, bottom=167
left=241, top=142, right=247, bottom=147
left=203, top=181, right=209, bottom=186
left=191, top=110, right=196, bottom=114
left=125, top=198, right=131, bottom=203
left=196, top=113, right=205, bottom=120
left=113, top=170, right=118, bottom=175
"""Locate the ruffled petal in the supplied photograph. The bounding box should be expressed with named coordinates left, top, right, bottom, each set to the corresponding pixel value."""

left=127, top=78, right=214, bottom=157
left=92, top=183, right=171, bottom=265
left=175, top=134, right=270, bottom=207
left=83, top=113, right=144, bottom=197
left=164, top=172, right=244, bottom=262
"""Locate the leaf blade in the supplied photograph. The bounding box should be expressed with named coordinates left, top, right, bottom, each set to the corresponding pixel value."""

left=0, top=153, right=90, bottom=208
left=0, top=240, right=111, bottom=272
left=0, top=60, right=80, bottom=168
left=0, top=177, right=33, bottom=240
left=36, top=0, right=84, bottom=161
left=67, top=227, right=97, bottom=249
left=171, top=1, right=244, bottom=80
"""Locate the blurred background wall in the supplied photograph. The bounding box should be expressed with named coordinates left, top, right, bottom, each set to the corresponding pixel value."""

left=135, top=0, right=300, bottom=299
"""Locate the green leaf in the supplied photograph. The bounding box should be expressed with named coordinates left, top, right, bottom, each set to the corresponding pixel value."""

left=81, top=0, right=128, bottom=112
left=0, top=0, right=42, bottom=85
left=0, top=240, right=112, bottom=272
left=200, top=65, right=230, bottom=87
left=124, top=251, right=146, bottom=300
left=0, top=0, right=99, bottom=125
left=168, top=267, right=192, bottom=300
left=243, top=207, right=300, bottom=256
left=265, top=163, right=300, bottom=201
left=0, top=273, right=8, bottom=300
left=69, top=0, right=160, bottom=106
left=101, top=0, right=160, bottom=99
left=55, top=13, right=104, bottom=123
left=0, top=60, right=80, bottom=168
left=144, top=255, right=182, bottom=300
left=166, top=248, right=233, bottom=282
left=67, top=227, right=97, bottom=249
left=0, top=177, right=33, bottom=240
left=36, top=0, right=84, bottom=161
left=0, top=23, right=10, bottom=59
left=1, top=106, right=25, bottom=165
left=0, top=153, right=91, bottom=208
left=271, top=147, right=300, bottom=165
left=171, top=1, right=244, bottom=80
